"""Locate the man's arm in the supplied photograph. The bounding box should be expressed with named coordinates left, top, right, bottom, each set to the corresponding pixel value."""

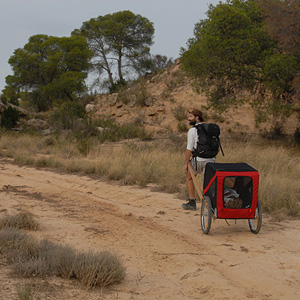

left=184, top=149, right=192, bottom=174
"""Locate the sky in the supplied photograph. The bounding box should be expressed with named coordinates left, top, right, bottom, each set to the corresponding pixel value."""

left=0, top=0, right=220, bottom=92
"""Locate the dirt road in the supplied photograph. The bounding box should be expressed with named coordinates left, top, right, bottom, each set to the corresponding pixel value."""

left=0, top=159, right=299, bottom=300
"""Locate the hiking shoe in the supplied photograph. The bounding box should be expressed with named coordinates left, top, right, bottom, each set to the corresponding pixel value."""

left=182, top=199, right=196, bottom=211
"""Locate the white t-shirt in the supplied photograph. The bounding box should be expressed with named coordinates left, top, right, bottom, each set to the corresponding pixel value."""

left=187, top=124, right=215, bottom=162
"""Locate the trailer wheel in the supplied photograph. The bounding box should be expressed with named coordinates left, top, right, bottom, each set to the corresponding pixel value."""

left=201, top=196, right=212, bottom=234
left=248, top=199, right=262, bottom=234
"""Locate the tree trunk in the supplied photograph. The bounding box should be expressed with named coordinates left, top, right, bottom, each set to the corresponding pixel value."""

left=118, top=50, right=123, bottom=81
left=102, top=51, right=114, bottom=86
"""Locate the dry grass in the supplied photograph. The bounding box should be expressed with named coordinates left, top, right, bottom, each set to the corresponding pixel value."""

left=72, top=251, right=126, bottom=287
left=0, top=131, right=299, bottom=218
left=0, top=227, right=126, bottom=288
left=0, top=212, right=40, bottom=231
left=17, top=285, right=34, bottom=300
left=217, top=136, right=300, bottom=218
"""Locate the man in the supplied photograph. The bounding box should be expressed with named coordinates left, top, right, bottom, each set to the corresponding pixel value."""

left=182, top=109, right=215, bottom=211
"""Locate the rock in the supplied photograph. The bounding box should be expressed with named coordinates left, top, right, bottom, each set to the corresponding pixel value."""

left=0, top=101, right=7, bottom=112
left=148, top=111, right=156, bottom=117
left=11, top=128, right=21, bottom=132
left=10, top=104, right=28, bottom=117
left=96, top=126, right=105, bottom=132
left=145, top=97, right=154, bottom=106
left=27, top=119, right=49, bottom=130
left=127, top=102, right=135, bottom=108
left=41, top=128, right=53, bottom=136
left=0, top=102, right=28, bottom=117
left=85, top=104, right=95, bottom=113
left=96, top=127, right=110, bottom=133
left=108, top=93, right=118, bottom=106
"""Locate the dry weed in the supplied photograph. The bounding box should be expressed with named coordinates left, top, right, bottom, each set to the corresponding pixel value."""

left=73, top=251, right=126, bottom=288
left=0, top=228, right=40, bottom=263
left=0, top=212, right=40, bottom=231
left=0, top=226, right=126, bottom=288
left=0, top=131, right=299, bottom=218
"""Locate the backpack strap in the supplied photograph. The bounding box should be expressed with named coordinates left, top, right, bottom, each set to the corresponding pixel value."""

left=218, top=137, right=225, bottom=156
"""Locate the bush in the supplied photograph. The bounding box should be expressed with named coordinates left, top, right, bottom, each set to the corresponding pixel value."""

left=0, top=212, right=40, bottom=230
left=17, top=285, right=33, bottom=300
left=0, top=211, right=126, bottom=288
left=109, top=79, right=127, bottom=94
left=76, top=136, right=91, bottom=156
left=263, top=124, right=284, bottom=140
left=28, top=89, right=52, bottom=112
left=0, top=228, right=40, bottom=263
left=85, top=118, right=154, bottom=143
left=177, top=122, right=188, bottom=132
left=172, top=104, right=186, bottom=121
left=1, top=106, right=19, bottom=129
left=0, top=227, right=126, bottom=288
left=73, top=251, right=126, bottom=287
left=50, top=101, right=86, bottom=130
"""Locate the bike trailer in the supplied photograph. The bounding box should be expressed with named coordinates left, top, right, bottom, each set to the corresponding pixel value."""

left=201, top=162, right=262, bottom=234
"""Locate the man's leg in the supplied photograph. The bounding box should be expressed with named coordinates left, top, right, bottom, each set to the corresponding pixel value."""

left=182, top=167, right=197, bottom=211
left=186, top=172, right=196, bottom=199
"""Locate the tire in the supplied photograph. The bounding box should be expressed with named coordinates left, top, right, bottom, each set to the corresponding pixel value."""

left=201, top=196, right=212, bottom=234
left=248, top=198, right=262, bottom=234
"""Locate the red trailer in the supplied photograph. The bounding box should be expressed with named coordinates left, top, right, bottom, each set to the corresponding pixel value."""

left=198, top=162, right=262, bottom=234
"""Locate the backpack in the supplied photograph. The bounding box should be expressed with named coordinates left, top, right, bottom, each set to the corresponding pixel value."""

left=192, top=123, right=224, bottom=158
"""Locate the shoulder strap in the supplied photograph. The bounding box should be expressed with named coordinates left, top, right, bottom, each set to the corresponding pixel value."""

left=218, top=137, right=225, bottom=156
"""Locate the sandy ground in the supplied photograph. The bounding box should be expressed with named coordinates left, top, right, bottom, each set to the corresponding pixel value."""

left=0, top=159, right=299, bottom=300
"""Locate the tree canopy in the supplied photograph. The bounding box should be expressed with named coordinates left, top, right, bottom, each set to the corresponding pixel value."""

left=258, top=0, right=300, bottom=100
left=4, top=34, right=93, bottom=110
left=72, top=10, right=154, bottom=90
left=181, top=0, right=300, bottom=121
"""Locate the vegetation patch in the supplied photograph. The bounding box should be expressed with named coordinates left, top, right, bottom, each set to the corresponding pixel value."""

left=0, top=217, right=126, bottom=289
left=0, top=131, right=299, bottom=219
left=0, top=212, right=40, bottom=231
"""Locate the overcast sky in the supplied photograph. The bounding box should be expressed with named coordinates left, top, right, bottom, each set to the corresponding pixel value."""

left=0, top=0, right=220, bottom=92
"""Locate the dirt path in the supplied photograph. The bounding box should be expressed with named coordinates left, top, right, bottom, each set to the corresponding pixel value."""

left=0, top=159, right=299, bottom=300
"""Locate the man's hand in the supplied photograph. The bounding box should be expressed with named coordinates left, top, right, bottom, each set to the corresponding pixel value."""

left=184, top=162, right=189, bottom=175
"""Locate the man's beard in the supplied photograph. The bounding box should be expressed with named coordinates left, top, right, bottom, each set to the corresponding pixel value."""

left=189, top=120, right=196, bottom=126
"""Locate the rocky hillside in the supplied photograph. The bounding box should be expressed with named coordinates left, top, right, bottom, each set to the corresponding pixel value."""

left=86, top=61, right=299, bottom=137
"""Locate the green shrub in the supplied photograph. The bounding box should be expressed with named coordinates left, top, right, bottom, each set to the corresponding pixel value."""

left=177, top=122, right=188, bottom=132
left=172, top=104, right=186, bottom=121
left=109, top=79, right=127, bottom=93
left=28, top=89, right=52, bottom=112
left=50, top=101, right=86, bottom=130
left=77, top=137, right=91, bottom=156
left=263, top=124, right=284, bottom=140
left=1, top=106, right=19, bottom=129
left=17, top=285, right=33, bottom=300
left=135, top=84, right=152, bottom=106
